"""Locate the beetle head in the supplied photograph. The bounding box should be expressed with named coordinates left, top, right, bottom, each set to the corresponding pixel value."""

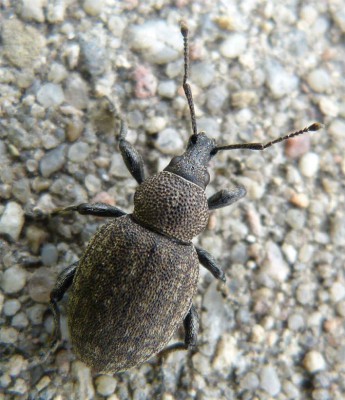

left=164, top=132, right=216, bottom=189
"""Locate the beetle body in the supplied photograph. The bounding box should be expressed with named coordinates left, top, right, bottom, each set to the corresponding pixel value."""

left=46, top=23, right=321, bottom=373
left=68, top=172, right=208, bottom=373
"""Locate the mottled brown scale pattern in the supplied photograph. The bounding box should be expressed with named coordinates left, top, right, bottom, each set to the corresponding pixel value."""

left=68, top=215, right=199, bottom=373
left=133, top=171, right=209, bottom=242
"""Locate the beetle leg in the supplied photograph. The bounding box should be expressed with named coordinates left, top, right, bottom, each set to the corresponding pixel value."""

left=158, top=305, right=199, bottom=356
left=207, top=186, right=246, bottom=210
left=52, top=203, right=126, bottom=218
left=50, top=261, right=78, bottom=347
left=119, top=120, right=146, bottom=184
left=195, top=246, right=226, bottom=282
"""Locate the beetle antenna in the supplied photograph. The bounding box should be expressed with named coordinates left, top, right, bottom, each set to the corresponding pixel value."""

left=180, top=21, right=198, bottom=136
left=213, top=122, right=323, bottom=153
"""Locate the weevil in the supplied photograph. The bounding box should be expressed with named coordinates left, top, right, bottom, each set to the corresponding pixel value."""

left=48, top=22, right=322, bottom=373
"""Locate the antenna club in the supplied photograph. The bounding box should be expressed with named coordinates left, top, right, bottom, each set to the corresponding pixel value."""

left=180, top=20, right=189, bottom=37
left=308, top=122, right=323, bottom=131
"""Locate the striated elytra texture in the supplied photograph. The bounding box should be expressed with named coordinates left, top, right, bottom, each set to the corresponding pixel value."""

left=133, top=171, right=209, bottom=242
left=68, top=215, right=199, bottom=373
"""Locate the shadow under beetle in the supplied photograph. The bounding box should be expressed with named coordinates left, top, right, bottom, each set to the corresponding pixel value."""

left=49, top=22, right=322, bottom=373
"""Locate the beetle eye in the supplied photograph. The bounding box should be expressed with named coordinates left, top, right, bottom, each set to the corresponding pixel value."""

left=190, top=133, right=198, bottom=144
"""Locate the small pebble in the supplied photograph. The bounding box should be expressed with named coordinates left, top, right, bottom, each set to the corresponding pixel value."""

left=328, top=119, right=345, bottom=141
left=260, top=241, right=289, bottom=283
left=220, top=33, right=247, bottom=59
left=212, top=334, right=237, bottom=371
left=64, top=75, right=89, bottom=109
left=206, top=86, right=228, bottom=112
left=19, top=0, right=45, bottom=22
left=129, top=21, right=180, bottom=65
left=155, top=128, right=184, bottom=155
left=9, top=378, right=27, bottom=395
left=288, top=313, right=305, bottom=331
left=37, top=83, right=65, bottom=107
left=285, top=209, right=306, bottom=229
left=266, top=61, right=298, bottom=99
left=330, top=215, right=345, bottom=246
left=191, top=62, right=215, bottom=88
left=285, top=134, right=310, bottom=158
left=41, top=243, right=59, bottom=266
left=240, top=372, right=260, bottom=391
left=289, top=192, right=310, bottom=208
left=145, top=116, right=167, bottom=134
left=299, top=152, right=320, bottom=177
left=39, top=145, right=66, bottom=178
left=67, top=118, right=84, bottom=142
left=0, top=201, right=25, bottom=240
left=95, top=375, right=117, bottom=397
left=296, top=283, right=315, bottom=305
left=79, top=38, right=107, bottom=77
left=72, top=361, right=95, bottom=400
left=85, top=174, right=102, bottom=194
left=28, top=267, right=56, bottom=303
left=329, top=282, right=345, bottom=303
left=83, top=0, right=104, bottom=16
left=1, top=266, right=26, bottom=294
left=231, top=90, right=258, bottom=108
left=35, top=376, right=51, bottom=392
left=306, top=69, right=331, bottom=93
left=2, top=19, right=46, bottom=68
left=109, top=153, right=131, bottom=178
left=303, top=351, right=326, bottom=373
left=260, top=365, right=281, bottom=396
left=134, top=65, right=157, bottom=98
left=12, top=312, right=29, bottom=329
left=7, top=354, right=28, bottom=377
left=0, top=327, right=19, bottom=344
left=46, top=0, right=66, bottom=23
left=3, top=299, right=21, bottom=317
left=319, top=97, right=339, bottom=117
left=48, top=62, right=68, bottom=83
left=158, top=80, right=176, bottom=99
left=68, top=142, right=90, bottom=163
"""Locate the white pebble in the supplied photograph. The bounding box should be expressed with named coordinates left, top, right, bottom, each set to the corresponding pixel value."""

left=20, top=0, right=45, bottom=22
left=1, top=266, right=27, bottom=294
left=85, top=174, right=102, bottom=194
left=220, top=33, right=247, bottom=58
left=145, top=116, right=166, bottom=134
left=37, top=83, right=65, bottom=107
left=260, top=241, right=290, bottom=283
left=3, top=299, right=21, bottom=316
left=319, top=97, right=339, bottom=117
left=328, top=119, right=345, bottom=141
left=83, top=0, right=104, bottom=16
left=95, top=375, right=117, bottom=396
left=260, top=365, right=281, bottom=396
left=303, top=350, right=326, bottom=373
left=329, top=282, right=345, bottom=302
left=68, top=142, right=90, bottom=163
left=129, top=22, right=180, bottom=65
left=299, top=152, right=320, bottom=178
left=158, top=80, right=176, bottom=98
left=0, top=202, right=25, bottom=240
left=0, top=326, right=19, bottom=344
left=266, top=61, right=298, bottom=99
left=306, top=68, right=331, bottom=93
left=155, top=128, right=184, bottom=155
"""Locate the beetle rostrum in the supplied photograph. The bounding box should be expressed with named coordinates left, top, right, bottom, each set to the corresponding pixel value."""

left=46, top=22, right=322, bottom=373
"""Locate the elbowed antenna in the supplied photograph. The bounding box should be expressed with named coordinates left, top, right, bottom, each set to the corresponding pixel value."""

left=180, top=21, right=198, bottom=136
left=212, top=123, right=323, bottom=155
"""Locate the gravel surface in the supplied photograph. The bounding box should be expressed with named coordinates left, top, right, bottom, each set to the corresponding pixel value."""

left=0, top=1, right=344, bottom=399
